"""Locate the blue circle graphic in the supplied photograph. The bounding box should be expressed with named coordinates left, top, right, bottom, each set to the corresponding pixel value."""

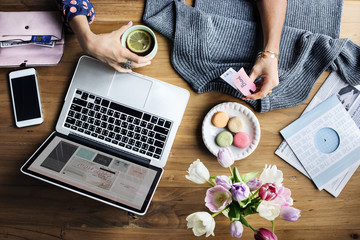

left=314, top=128, right=340, bottom=154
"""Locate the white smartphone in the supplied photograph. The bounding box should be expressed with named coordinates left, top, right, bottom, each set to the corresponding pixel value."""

left=9, top=68, right=44, bottom=128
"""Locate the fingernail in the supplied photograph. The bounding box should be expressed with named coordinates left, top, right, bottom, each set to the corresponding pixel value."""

left=127, top=21, right=132, bottom=26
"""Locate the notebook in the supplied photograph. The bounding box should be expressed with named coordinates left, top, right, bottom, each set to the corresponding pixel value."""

left=21, top=55, right=190, bottom=215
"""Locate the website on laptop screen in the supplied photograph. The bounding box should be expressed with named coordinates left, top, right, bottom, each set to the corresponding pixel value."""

left=21, top=133, right=162, bottom=214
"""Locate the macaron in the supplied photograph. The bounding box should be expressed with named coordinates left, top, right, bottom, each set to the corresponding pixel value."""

left=215, top=130, right=233, bottom=147
left=227, top=116, right=244, bottom=133
left=211, top=111, right=229, bottom=128
left=233, top=132, right=250, bottom=148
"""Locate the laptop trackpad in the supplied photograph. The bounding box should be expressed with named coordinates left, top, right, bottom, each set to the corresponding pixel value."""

left=108, top=73, right=152, bottom=108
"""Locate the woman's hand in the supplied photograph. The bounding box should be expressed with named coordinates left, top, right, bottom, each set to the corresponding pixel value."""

left=70, top=17, right=152, bottom=72
left=243, top=53, right=279, bottom=100
left=242, top=0, right=286, bottom=100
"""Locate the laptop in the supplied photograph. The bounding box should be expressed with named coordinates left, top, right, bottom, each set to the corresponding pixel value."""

left=21, top=55, right=190, bottom=215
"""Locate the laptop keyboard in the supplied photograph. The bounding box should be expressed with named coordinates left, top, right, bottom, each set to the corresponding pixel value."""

left=63, top=89, right=172, bottom=160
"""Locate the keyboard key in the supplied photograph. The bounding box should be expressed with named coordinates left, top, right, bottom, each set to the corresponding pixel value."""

left=70, top=104, right=82, bottom=112
left=164, top=121, right=172, bottom=128
left=100, top=107, right=107, bottom=114
left=132, top=147, right=140, bottom=152
left=154, top=140, right=164, bottom=148
left=129, top=139, right=135, bottom=146
left=81, top=92, right=88, bottom=100
left=94, top=97, right=101, bottom=104
left=140, top=121, right=147, bottom=127
left=148, top=131, right=155, bottom=138
left=81, top=108, right=89, bottom=115
left=75, top=120, right=82, bottom=127
left=155, top=148, right=162, bottom=155
left=147, top=123, right=154, bottom=130
left=114, top=112, right=120, bottom=118
left=143, top=113, right=151, bottom=121
left=101, top=99, right=110, bottom=107
left=110, top=102, right=142, bottom=118
left=155, top=133, right=166, bottom=141
left=154, top=125, right=169, bottom=135
left=88, top=110, right=95, bottom=117
left=107, top=109, right=114, bottom=116
left=73, top=98, right=87, bottom=107
left=87, top=102, right=94, bottom=109
left=94, top=105, right=100, bottom=111
left=141, top=129, right=148, bottom=135
left=109, top=132, right=115, bottom=139
left=120, top=114, right=127, bottom=120
left=133, top=118, right=141, bottom=125
left=149, top=146, right=155, bottom=153
left=66, top=117, right=76, bottom=125
left=151, top=116, right=158, bottom=124
left=158, top=118, right=165, bottom=126
left=94, top=120, right=101, bottom=126
left=74, top=113, right=81, bottom=119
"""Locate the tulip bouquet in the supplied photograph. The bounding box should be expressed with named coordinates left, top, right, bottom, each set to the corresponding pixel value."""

left=185, top=147, right=301, bottom=239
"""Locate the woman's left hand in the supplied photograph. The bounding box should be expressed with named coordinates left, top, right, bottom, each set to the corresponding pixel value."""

left=243, top=54, right=279, bottom=100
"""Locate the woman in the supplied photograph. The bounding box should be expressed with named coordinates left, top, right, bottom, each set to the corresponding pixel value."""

left=57, top=0, right=286, bottom=100
left=56, top=0, right=152, bottom=73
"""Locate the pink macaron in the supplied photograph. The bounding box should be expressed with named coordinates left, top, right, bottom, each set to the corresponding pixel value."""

left=233, top=132, right=250, bottom=148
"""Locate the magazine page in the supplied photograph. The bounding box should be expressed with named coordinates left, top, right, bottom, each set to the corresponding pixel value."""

left=275, top=72, right=360, bottom=197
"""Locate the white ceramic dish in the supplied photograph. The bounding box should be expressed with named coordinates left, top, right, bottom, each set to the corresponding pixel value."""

left=202, top=102, right=261, bottom=160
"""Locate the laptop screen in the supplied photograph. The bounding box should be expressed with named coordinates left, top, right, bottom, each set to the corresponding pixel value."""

left=21, top=132, right=162, bottom=215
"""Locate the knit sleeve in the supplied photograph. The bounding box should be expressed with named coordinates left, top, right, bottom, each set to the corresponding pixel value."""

left=55, top=0, right=95, bottom=30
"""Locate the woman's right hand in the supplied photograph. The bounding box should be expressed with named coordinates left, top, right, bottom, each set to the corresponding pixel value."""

left=70, top=17, right=153, bottom=72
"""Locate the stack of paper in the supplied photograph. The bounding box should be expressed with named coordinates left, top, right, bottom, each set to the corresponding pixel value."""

left=276, top=72, right=360, bottom=197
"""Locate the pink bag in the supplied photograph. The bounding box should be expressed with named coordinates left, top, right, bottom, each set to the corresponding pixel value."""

left=0, top=11, right=64, bottom=67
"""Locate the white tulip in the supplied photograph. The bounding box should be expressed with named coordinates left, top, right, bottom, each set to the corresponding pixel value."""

left=185, top=159, right=210, bottom=184
left=259, top=164, right=283, bottom=186
left=186, top=212, right=215, bottom=237
left=257, top=200, right=281, bottom=221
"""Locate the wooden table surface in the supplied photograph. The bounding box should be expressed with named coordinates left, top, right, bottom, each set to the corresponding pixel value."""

left=1, top=1, right=360, bottom=239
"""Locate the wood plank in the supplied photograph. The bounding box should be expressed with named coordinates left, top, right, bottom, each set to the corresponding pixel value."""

left=0, top=1, right=360, bottom=239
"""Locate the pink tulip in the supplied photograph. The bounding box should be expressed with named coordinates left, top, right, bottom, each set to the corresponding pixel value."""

left=280, top=206, right=301, bottom=222
left=254, top=228, right=278, bottom=240
left=217, top=147, right=234, bottom=168
left=205, top=185, right=232, bottom=212
left=259, top=183, right=278, bottom=201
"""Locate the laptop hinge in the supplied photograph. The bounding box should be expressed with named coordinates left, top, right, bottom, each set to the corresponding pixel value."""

left=68, top=133, right=151, bottom=168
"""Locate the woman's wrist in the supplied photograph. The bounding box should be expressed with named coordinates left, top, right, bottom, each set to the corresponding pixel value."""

left=69, top=15, right=95, bottom=53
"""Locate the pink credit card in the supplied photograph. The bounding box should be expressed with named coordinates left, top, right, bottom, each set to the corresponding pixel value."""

left=232, top=68, right=256, bottom=96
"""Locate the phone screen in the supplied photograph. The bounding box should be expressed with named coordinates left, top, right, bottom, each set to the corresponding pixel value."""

left=11, top=75, right=41, bottom=121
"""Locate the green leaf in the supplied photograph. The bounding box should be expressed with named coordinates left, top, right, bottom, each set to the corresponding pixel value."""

left=228, top=203, right=241, bottom=221
left=233, top=167, right=243, bottom=183
left=240, top=170, right=260, bottom=183
left=239, top=215, right=250, bottom=228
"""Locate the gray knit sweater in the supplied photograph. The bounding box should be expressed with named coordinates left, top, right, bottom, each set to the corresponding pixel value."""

left=143, top=0, right=360, bottom=112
